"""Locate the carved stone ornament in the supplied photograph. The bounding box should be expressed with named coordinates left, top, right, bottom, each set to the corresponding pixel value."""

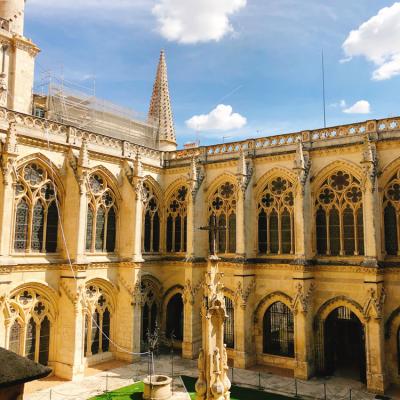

left=188, top=156, right=205, bottom=199
left=1, top=122, right=18, bottom=184
left=361, top=134, right=378, bottom=192
left=293, top=138, right=311, bottom=194
left=234, top=278, right=256, bottom=309
left=291, top=282, right=315, bottom=314
left=236, top=150, right=253, bottom=194
left=363, top=286, right=385, bottom=319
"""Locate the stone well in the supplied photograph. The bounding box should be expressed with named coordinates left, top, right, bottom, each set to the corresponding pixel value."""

left=143, top=374, right=172, bottom=400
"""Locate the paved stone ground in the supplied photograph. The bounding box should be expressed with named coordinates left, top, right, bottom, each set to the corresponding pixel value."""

left=24, top=354, right=381, bottom=400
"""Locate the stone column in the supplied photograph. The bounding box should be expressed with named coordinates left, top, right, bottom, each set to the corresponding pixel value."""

left=186, top=193, right=195, bottom=260
left=182, top=264, right=203, bottom=359
left=235, top=189, right=245, bottom=258
left=366, top=318, right=386, bottom=394
left=54, top=270, right=86, bottom=380
left=115, top=263, right=142, bottom=362
left=62, top=166, right=88, bottom=264
left=292, top=273, right=314, bottom=379
left=0, top=123, right=18, bottom=263
left=293, top=134, right=312, bottom=261
left=361, top=128, right=381, bottom=265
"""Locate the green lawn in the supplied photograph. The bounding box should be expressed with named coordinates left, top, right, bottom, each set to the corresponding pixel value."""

left=181, top=375, right=294, bottom=400
left=89, top=381, right=144, bottom=399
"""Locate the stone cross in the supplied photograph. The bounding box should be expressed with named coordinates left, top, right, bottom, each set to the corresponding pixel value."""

left=199, top=213, right=226, bottom=258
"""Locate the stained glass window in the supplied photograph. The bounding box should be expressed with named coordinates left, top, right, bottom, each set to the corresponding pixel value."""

left=9, top=320, right=21, bottom=355
left=166, top=186, right=188, bottom=253
left=14, top=163, right=60, bottom=253
left=142, top=182, right=160, bottom=253
left=39, top=317, right=50, bottom=365
left=384, top=172, right=400, bottom=256
left=86, top=173, right=117, bottom=253
left=25, top=318, right=36, bottom=361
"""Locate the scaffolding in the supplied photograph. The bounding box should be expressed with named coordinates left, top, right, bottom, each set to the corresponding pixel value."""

left=33, top=72, right=159, bottom=149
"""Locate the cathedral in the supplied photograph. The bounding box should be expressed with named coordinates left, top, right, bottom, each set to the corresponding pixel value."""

left=0, top=0, right=399, bottom=396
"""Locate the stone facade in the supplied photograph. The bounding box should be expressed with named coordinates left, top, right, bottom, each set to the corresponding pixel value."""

left=0, top=1, right=400, bottom=396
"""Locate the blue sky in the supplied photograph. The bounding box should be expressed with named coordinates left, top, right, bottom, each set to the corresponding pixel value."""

left=25, top=1, right=400, bottom=147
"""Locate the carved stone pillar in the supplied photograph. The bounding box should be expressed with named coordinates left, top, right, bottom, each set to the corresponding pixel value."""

left=363, top=274, right=387, bottom=394
left=233, top=275, right=256, bottom=368
left=115, top=263, right=142, bottom=362
left=235, top=189, right=245, bottom=258
left=293, top=135, right=312, bottom=261
left=0, top=123, right=18, bottom=263
left=292, top=274, right=314, bottom=379
left=54, top=269, right=86, bottom=380
left=361, top=128, right=381, bottom=265
left=182, top=265, right=203, bottom=359
left=186, top=193, right=195, bottom=259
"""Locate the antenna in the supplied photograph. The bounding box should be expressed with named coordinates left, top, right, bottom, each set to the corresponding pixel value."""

left=321, top=49, right=326, bottom=128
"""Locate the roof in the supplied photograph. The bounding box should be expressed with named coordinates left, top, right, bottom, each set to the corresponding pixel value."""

left=0, top=348, right=52, bottom=388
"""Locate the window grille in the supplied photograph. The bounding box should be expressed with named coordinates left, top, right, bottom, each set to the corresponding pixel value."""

left=224, top=296, right=235, bottom=348
left=257, top=177, right=295, bottom=255
left=315, top=171, right=364, bottom=256
left=263, top=301, right=294, bottom=357
left=14, top=163, right=59, bottom=253
left=86, top=174, right=117, bottom=253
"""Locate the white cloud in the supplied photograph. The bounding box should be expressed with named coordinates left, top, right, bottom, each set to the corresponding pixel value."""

left=343, top=100, right=371, bottom=114
left=186, top=104, right=247, bottom=132
left=342, top=3, right=400, bottom=80
left=330, top=99, right=347, bottom=108
left=152, top=0, right=246, bottom=44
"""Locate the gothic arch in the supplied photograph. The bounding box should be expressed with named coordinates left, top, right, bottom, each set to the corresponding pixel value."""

left=89, top=165, right=122, bottom=201
left=379, top=157, right=400, bottom=189
left=85, top=278, right=117, bottom=311
left=15, top=153, right=65, bottom=195
left=254, top=167, right=296, bottom=199
left=162, top=284, right=184, bottom=310
left=312, top=160, right=363, bottom=194
left=206, top=173, right=237, bottom=200
left=143, top=175, right=164, bottom=203
left=385, top=306, right=400, bottom=339
left=314, top=296, right=366, bottom=325
left=165, top=178, right=189, bottom=201
left=253, top=291, right=293, bottom=324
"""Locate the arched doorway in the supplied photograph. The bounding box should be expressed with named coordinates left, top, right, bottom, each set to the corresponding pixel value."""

left=324, top=306, right=366, bottom=382
left=166, top=293, right=184, bottom=341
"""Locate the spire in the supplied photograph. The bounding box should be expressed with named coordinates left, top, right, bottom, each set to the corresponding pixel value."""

left=148, top=50, right=177, bottom=151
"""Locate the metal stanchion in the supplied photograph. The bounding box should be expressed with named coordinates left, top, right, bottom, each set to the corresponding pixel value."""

left=349, top=388, right=352, bottom=400
left=295, top=378, right=298, bottom=397
left=258, top=372, right=262, bottom=390
left=231, top=366, right=234, bottom=384
left=49, top=389, right=52, bottom=400
left=324, top=382, right=327, bottom=400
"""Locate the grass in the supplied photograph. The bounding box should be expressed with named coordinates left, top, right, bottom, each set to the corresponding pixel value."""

left=181, top=375, right=294, bottom=400
left=89, top=376, right=295, bottom=400
left=89, top=381, right=144, bottom=399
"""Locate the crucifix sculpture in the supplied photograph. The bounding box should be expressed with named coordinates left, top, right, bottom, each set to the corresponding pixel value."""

left=196, top=213, right=231, bottom=400
left=199, top=213, right=226, bottom=259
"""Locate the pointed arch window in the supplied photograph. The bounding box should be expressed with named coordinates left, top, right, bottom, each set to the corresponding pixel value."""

left=208, top=182, right=237, bottom=254
left=142, top=182, right=161, bottom=253
left=84, top=284, right=112, bottom=357
left=7, top=290, right=52, bottom=365
left=263, top=301, right=294, bottom=357
left=166, top=186, right=188, bottom=253
left=257, top=177, right=295, bottom=255
left=383, top=170, right=400, bottom=255
left=14, top=163, right=60, bottom=253
left=86, top=174, right=117, bottom=253
left=315, top=171, right=364, bottom=256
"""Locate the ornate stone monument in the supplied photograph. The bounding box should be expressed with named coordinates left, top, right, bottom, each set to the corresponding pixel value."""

left=195, top=215, right=231, bottom=400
